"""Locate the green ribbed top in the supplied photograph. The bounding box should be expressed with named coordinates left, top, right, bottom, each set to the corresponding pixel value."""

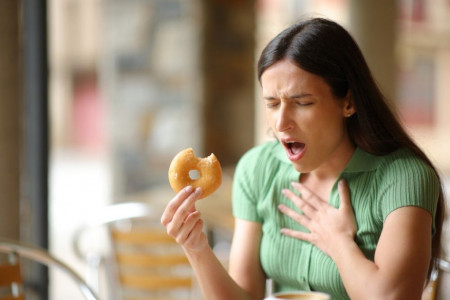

left=232, top=141, right=439, bottom=300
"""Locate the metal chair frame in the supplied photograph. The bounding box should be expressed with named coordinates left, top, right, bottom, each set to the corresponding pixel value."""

left=0, top=238, right=99, bottom=300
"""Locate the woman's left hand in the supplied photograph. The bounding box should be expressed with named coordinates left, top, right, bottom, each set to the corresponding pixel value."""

left=278, top=179, right=357, bottom=256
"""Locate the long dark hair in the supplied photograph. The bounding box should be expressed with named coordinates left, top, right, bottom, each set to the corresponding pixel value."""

left=257, top=17, right=445, bottom=279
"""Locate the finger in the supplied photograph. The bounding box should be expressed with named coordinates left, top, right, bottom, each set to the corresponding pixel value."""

left=278, top=204, right=311, bottom=228
left=291, top=182, right=326, bottom=209
left=282, top=189, right=316, bottom=216
left=161, top=185, right=195, bottom=225
left=169, top=187, right=202, bottom=230
left=280, top=228, right=312, bottom=243
left=166, top=199, right=200, bottom=239
left=184, top=218, right=204, bottom=248
left=338, top=179, right=352, bottom=212
left=176, top=211, right=202, bottom=244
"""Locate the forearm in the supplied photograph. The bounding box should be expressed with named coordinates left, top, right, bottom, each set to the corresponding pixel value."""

left=332, top=238, right=383, bottom=299
left=184, top=243, right=256, bottom=300
left=161, top=189, right=259, bottom=300
left=331, top=237, right=421, bottom=300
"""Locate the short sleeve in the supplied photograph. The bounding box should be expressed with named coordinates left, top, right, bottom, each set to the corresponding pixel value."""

left=232, top=147, right=264, bottom=223
left=378, top=150, right=440, bottom=232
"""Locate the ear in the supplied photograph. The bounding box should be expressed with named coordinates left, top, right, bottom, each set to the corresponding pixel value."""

left=342, top=90, right=356, bottom=118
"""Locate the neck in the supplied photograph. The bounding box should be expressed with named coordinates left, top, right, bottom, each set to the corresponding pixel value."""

left=307, top=141, right=355, bottom=182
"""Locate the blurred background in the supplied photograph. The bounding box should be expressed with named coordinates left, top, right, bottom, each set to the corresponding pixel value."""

left=1, top=0, right=450, bottom=299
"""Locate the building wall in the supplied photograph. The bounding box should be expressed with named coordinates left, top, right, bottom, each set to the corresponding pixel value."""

left=0, top=0, right=21, bottom=240
left=397, top=0, right=450, bottom=174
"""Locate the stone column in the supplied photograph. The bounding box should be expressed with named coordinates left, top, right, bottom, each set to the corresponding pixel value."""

left=201, top=0, right=256, bottom=166
left=349, top=0, right=397, bottom=103
left=0, top=0, right=21, bottom=240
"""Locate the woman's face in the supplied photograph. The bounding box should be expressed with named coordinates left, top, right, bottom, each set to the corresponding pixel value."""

left=261, top=59, right=355, bottom=174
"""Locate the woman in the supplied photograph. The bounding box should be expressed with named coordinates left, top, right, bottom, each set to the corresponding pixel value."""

left=161, top=18, right=445, bottom=300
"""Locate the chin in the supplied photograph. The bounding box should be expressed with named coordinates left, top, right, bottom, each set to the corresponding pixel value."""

left=291, top=162, right=310, bottom=174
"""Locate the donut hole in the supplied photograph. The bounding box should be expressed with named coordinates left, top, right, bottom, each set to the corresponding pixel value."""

left=189, top=169, right=200, bottom=180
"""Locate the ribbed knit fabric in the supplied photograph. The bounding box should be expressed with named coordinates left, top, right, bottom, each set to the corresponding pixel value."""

left=232, top=141, right=439, bottom=300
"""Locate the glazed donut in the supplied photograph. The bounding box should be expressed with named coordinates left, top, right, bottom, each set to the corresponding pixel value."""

left=168, top=148, right=222, bottom=199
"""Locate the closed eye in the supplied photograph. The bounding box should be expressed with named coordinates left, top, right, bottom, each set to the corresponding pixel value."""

left=292, top=94, right=314, bottom=107
left=265, top=101, right=279, bottom=109
left=296, top=102, right=313, bottom=106
left=263, top=96, right=279, bottom=108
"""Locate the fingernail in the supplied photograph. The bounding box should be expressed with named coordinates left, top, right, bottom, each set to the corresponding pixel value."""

left=185, top=185, right=194, bottom=193
left=278, top=204, right=285, bottom=211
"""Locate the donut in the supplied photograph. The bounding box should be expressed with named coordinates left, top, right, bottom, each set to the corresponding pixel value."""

left=168, top=148, right=222, bottom=199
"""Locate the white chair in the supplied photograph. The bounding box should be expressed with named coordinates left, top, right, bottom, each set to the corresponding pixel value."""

left=73, top=201, right=196, bottom=300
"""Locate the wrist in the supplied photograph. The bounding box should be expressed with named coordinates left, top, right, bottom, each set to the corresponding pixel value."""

left=328, top=234, right=358, bottom=261
left=182, top=234, right=211, bottom=257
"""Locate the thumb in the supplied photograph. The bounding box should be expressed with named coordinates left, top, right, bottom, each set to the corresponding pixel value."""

left=338, top=179, right=352, bottom=211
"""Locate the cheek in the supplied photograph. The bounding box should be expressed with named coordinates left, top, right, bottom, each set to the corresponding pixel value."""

left=320, top=106, right=346, bottom=126
left=320, top=118, right=348, bottom=147
left=265, top=108, right=278, bottom=127
left=308, top=111, right=346, bottom=139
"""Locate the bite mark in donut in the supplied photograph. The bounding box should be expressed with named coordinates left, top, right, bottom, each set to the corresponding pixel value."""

left=168, top=148, right=222, bottom=199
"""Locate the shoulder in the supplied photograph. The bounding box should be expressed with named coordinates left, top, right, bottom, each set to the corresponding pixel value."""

left=235, top=140, right=283, bottom=172
left=233, top=140, right=288, bottom=198
left=373, top=148, right=440, bottom=223
left=232, top=141, right=283, bottom=222
left=349, top=147, right=435, bottom=176
left=377, top=148, right=438, bottom=183
left=348, top=147, right=440, bottom=209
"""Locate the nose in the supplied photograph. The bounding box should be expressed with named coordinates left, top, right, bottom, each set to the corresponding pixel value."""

left=275, top=104, right=293, bottom=132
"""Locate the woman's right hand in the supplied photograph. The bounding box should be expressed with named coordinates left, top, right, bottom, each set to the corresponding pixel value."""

left=161, top=186, right=208, bottom=253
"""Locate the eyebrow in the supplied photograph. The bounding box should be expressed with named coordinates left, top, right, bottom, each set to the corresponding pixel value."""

left=263, top=93, right=314, bottom=100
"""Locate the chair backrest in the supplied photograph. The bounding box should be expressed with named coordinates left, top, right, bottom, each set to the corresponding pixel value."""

left=422, top=258, right=450, bottom=300
left=0, top=252, right=24, bottom=300
left=110, top=220, right=193, bottom=300
left=0, top=238, right=99, bottom=300
left=73, top=201, right=196, bottom=300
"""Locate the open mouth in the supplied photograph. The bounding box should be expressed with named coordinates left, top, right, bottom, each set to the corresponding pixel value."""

left=283, top=141, right=306, bottom=161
